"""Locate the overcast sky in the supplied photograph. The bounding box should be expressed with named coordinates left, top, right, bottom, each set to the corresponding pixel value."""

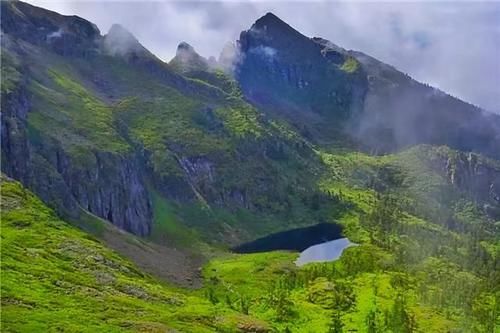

left=27, top=1, right=500, bottom=113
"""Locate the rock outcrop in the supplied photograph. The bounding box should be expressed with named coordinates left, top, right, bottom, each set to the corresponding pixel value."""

left=169, top=42, right=211, bottom=74
left=1, top=80, right=152, bottom=236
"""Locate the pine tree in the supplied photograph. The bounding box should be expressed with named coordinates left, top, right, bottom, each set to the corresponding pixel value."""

left=328, top=311, right=344, bottom=333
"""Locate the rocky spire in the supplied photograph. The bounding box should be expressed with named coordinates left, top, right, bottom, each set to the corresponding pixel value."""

left=169, top=41, right=210, bottom=74
left=103, top=24, right=149, bottom=57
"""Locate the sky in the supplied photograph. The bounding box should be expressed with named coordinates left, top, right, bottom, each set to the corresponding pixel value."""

left=27, top=1, right=500, bottom=113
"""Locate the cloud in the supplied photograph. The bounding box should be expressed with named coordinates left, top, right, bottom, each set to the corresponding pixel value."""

left=249, top=45, right=278, bottom=61
left=26, top=0, right=500, bottom=113
left=47, top=29, right=63, bottom=39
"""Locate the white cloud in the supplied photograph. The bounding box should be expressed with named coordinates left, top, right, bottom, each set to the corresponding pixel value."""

left=26, top=0, right=500, bottom=113
left=249, top=45, right=278, bottom=60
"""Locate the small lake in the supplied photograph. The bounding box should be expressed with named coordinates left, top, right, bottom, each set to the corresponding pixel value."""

left=232, top=223, right=343, bottom=253
left=295, top=237, right=356, bottom=266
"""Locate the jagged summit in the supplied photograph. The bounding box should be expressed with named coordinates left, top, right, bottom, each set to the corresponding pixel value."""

left=1, top=0, right=100, bottom=38
left=254, top=12, right=284, bottom=27
left=236, top=10, right=364, bottom=135
left=107, top=24, right=135, bottom=39
left=103, top=23, right=147, bottom=56
left=169, top=41, right=210, bottom=73
left=245, top=11, right=307, bottom=44
left=176, top=41, right=196, bottom=53
left=252, top=12, right=298, bottom=34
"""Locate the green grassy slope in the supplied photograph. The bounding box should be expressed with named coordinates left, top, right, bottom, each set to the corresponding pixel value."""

left=0, top=175, right=272, bottom=332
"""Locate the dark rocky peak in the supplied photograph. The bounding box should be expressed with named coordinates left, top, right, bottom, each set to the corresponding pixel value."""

left=1, top=1, right=100, bottom=56
left=177, top=41, right=196, bottom=53
left=238, top=12, right=356, bottom=69
left=239, top=12, right=314, bottom=56
left=169, top=41, right=210, bottom=74
left=251, top=12, right=301, bottom=39
left=235, top=12, right=365, bottom=137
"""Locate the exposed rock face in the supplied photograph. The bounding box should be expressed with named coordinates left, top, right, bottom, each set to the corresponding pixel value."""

left=444, top=153, right=500, bottom=204
left=169, top=42, right=210, bottom=74
left=429, top=151, right=500, bottom=218
left=1, top=2, right=153, bottom=236
left=1, top=85, right=152, bottom=235
left=1, top=85, right=31, bottom=185
left=178, top=156, right=215, bottom=184
left=51, top=150, right=152, bottom=235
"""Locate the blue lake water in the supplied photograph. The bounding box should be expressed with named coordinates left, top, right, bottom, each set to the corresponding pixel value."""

left=295, top=237, right=356, bottom=266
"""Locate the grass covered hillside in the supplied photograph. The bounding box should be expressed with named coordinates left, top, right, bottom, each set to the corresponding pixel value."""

left=0, top=175, right=271, bottom=332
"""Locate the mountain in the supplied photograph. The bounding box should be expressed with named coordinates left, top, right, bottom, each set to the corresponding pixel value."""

left=1, top=1, right=325, bottom=244
left=169, top=41, right=211, bottom=74
left=235, top=13, right=500, bottom=157
left=1, top=1, right=499, bottom=332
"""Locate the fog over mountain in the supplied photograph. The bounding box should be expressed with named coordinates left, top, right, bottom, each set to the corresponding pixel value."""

left=27, top=0, right=500, bottom=114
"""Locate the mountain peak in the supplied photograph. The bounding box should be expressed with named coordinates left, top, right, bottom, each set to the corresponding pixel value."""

left=177, top=41, right=195, bottom=53
left=254, top=12, right=283, bottom=26
left=169, top=41, right=210, bottom=73
left=107, top=24, right=135, bottom=40
left=251, top=12, right=298, bottom=35
left=103, top=23, right=146, bottom=56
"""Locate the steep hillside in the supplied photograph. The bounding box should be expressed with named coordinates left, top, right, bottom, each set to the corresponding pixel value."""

left=0, top=175, right=271, bottom=332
